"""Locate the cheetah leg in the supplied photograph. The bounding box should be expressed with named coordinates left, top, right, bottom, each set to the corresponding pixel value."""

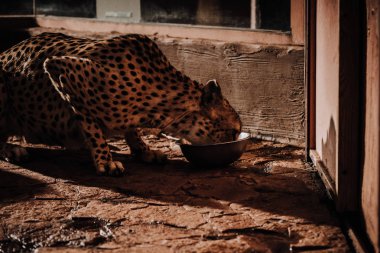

left=125, top=128, right=167, bottom=164
left=0, top=69, right=29, bottom=163
left=78, top=116, right=125, bottom=176
left=44, top=56, right=126, bottom=176
left=0, top=137, right=29, bottom=163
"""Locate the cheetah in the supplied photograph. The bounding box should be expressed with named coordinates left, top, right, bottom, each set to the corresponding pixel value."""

left=0, top=32, right=242, bottom=175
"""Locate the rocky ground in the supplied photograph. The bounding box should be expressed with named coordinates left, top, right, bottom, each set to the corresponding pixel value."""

left=0, top=136, right=351, bottom=252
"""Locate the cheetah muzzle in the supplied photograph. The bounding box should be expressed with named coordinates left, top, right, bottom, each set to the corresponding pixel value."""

left=0, top=33, right=242, bottom=176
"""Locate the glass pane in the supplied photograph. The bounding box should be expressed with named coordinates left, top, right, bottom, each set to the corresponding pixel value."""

left=35, top=0, right=96, bottom=18
left=0, top=0, right=33, bottom=15
left=256, top=0, right=290, bottom=31
left=141, top=0, right=251, bottom=28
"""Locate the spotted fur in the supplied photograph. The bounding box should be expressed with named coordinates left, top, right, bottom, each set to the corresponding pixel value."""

left=0, top=32, right=241, bottom=175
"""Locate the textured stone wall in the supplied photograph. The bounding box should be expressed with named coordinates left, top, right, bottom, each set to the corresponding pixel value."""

left=156, top=38, right=305, bottom=146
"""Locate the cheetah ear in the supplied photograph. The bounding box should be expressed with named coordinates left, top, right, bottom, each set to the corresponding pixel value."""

left=201, top=79, right=223, bottom=106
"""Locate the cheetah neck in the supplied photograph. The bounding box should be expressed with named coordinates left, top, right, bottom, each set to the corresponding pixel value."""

left=158, top=84, right=202, bottom=135
left=159, top=110, right=194, bottom=134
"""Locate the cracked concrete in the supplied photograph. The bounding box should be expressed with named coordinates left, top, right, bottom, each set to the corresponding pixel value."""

left=0, top=137, right=350, bottom=252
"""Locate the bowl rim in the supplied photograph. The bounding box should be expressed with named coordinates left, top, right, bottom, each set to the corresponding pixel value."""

left=180, top=132, right=251, bottom=147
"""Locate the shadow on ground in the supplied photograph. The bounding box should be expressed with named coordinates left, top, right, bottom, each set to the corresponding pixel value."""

left=0, top=138, right=349, bottom=252
left=18, top=140, right=332, bottom=225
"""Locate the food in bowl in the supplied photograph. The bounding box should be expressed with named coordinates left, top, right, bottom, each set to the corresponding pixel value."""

left=180, top=132, right=251, bottom=167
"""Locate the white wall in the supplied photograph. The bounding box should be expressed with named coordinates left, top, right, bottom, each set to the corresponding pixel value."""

left=315, top=0, right=339, bottom=183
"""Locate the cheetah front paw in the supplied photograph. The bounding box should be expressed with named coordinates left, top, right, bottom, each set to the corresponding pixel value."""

left=137, top=150, right=167, bottom=164
left=96, top=161, right=125, bottom=176
left=1, top=145, right=29, bottom=163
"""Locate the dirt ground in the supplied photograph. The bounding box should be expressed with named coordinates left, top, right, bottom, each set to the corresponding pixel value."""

left=0, top=136, right=350, bottom=252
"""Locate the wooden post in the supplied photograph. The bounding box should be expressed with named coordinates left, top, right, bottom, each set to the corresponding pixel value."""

left=291, top=0, right=305, bottom=44
left=336, top=0, right=364, bottom=211
left=305, top=0, right=316, bottom=157
left=362, top=0, right=380, bottom=250
left=250, top=0, right=256, bottom=29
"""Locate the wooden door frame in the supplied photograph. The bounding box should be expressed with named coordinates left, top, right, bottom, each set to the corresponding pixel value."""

left=305, top=0, right=365, bottom=212
left=305, top=0, right=316, bottom=154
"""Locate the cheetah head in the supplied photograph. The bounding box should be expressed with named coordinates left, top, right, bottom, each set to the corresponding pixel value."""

left=165, top=80, right=242, bottom=145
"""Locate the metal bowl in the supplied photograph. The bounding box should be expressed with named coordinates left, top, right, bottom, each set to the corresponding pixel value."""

left=180, top=132, right=251, bottom=167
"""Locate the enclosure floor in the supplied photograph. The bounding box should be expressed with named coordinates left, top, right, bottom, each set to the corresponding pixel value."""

left=0, top=137, right=350, bottom=252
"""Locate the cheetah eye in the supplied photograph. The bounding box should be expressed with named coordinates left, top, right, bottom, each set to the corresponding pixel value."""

left=231, top=129, right=239, bottom=140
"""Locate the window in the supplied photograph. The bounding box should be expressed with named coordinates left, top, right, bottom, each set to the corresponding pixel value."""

left=0, top=0, right=95, bottom=18
left=0, top=0, right=290, bottom=32
left=141, top=0, right=251, bottom=28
